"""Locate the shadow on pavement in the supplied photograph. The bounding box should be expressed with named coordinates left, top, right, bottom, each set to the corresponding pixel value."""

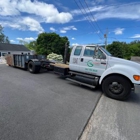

left=126, top=92, right=140, bottom=104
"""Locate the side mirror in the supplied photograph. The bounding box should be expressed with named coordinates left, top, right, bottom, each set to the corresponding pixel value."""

left=93, top=54, right=97, bottom=59
left=95, top=47, right=99, bottom=54
left=92, top=47, right=98, bottom=59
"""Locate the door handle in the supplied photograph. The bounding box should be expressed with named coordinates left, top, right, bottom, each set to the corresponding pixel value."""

left=101, top=62, right=106, bottom=65
left=81, top=58, right=84, bottom=62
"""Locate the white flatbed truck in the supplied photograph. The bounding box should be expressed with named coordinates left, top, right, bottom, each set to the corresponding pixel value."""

left=6, top=45, right=140, bottom=100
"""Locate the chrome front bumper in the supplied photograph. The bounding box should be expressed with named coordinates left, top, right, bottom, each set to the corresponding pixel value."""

left=134, top=84, right=140, bottom=94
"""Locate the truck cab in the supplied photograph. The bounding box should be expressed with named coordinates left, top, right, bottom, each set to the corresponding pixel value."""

left=70, top=45, right=108, bottom=76
left=69, top=45, right=140, bottom=100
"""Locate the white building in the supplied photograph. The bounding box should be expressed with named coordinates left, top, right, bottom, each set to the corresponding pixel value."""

left=0, top=43, right=31, bottom=57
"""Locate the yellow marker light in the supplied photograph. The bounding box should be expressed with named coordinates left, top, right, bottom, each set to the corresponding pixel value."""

left=133, top=75, right=140, bottom=81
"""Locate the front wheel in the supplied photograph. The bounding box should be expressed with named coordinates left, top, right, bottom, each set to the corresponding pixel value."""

left=102, top=75, right=131, bottom=100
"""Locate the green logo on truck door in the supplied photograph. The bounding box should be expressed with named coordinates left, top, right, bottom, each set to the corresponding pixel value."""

left=87, top=60, right=94, bottom=67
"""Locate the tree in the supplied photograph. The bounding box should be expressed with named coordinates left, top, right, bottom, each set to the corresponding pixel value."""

left=106, top=40, right=140, bottom=60
left=25, top=41, right=37, bottom=51
left=122, top=43, right=131, bottom=59
left=128, top=42, right=140, bottom=57
left=0, top=25, right=10, bottom=43
left=36, top=32, right=69, bottom=57
left=107, top=41, right=125, bottom=58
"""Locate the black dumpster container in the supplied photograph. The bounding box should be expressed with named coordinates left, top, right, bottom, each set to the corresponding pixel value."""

left=12, top=54, right=46, bottom=69
left=13, top=55, right=34, bottom=68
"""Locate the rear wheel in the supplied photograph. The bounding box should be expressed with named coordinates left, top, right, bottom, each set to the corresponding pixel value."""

left=102, top=75, right=131, bottom=100
left=28, top=61, right=40, bottom=73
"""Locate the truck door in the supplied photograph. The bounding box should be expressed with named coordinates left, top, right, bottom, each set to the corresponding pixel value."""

left=79, top=46, right=107, bottom=76
left=69, top=46, right=83, bottom=72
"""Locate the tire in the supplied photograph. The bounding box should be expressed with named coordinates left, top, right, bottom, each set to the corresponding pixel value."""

left=28, top=61, right=40, bottom=73
left=102, top=75, right=131, bottom=100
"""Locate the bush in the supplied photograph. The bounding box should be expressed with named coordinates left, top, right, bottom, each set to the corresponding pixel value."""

left=47, top=52, right=63, bottom=62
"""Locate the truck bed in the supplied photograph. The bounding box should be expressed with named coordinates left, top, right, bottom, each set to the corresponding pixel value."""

left=50, top=63, right=69, bottom=68
left=50, top=63, right=69, bottom=76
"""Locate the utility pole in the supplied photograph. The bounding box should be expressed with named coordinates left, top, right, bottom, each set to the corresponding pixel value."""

left=63, top=41, right=68, bottom=64
left=104, top=28, right=108, bottom=49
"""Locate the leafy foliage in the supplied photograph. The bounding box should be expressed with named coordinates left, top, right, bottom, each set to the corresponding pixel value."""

left=25, top=41, right=37, bottom=51
left=36, top=33, right=69, bottom=57
left=0, top=25, right=10, bottom=43
left=107, top=40, right=140, bottom=59
left=19, top=32, right=71, bottom=61
left=107, top=42, right=124, bottom=58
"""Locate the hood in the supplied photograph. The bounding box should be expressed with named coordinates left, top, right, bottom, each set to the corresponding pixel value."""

left=108, top=56, right=140, bottom=70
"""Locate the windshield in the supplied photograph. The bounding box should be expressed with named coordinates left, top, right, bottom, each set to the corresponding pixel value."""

left=100, top=47, right=112, bottom=56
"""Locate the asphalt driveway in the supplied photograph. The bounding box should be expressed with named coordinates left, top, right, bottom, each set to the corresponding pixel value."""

left=0, top=64, right=102, bottom=140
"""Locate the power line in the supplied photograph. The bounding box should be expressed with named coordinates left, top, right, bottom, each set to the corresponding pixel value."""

left=108, top=37, right=119, bottom=41
left=90, top=1, right=140, bottom=31
left=108, top=37, right=140, bottom=39
left=83, top=0, right=104, bottom=36
left=73, top=0, right=103, bottom=40
left=93, top=1, right=140, bottom=8
left=78, top=0, right=103, bottom=39
left=78, top=0, right=99, bottom=31
left=101, top=25, right=140, bottom=31
left=73, top=0, right=140, bottom=43
left=74, top=0, right=140, bottom=37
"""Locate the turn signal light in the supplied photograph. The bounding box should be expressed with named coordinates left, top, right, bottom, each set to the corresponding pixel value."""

left=133, top=75, right=140, bottom=81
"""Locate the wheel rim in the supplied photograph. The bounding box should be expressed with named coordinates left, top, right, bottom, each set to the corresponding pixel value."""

left=109, top=82, right=124, bottom=95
